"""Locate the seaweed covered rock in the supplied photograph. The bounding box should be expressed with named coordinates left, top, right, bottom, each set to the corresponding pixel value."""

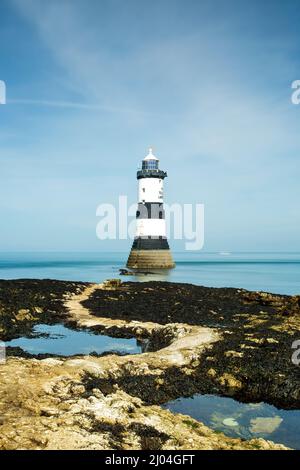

left=0, top=279, right=89, bottom=341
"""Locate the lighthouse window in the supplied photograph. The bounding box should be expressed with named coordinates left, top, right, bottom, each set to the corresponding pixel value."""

left=159, top=211, right=163, bottom=219
left=142, top=188, right=145, bottom=192
left=142, top=159, right=159, bottom=170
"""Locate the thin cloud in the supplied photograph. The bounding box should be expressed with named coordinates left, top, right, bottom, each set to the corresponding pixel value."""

left=8, top=98, right=166, bottom=117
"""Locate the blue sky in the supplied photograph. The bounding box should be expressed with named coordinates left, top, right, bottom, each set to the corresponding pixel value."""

left=0, top=0, right=300, bottom=252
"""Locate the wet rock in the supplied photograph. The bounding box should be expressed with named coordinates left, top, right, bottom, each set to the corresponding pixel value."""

left=250, top=416, right=283, bottom=434
left=147, top=324, right=188, bottom=351
left=103, top=279, right=122, bottom=289
left=224, top=350, right=244, bottom=358
left=223, top=418, right=239, bottom=427
left=218, top=374, right=243, bottom=395
left=119, top=269, right=134, bottom=276
left=16, top=309, right=34, bottom=321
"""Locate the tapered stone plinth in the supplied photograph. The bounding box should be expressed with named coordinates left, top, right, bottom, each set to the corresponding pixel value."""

left=127, top=249, right=175, bottom=270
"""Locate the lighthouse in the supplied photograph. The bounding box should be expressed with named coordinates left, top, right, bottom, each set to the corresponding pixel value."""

left=127, top=148, right=175, bottom=270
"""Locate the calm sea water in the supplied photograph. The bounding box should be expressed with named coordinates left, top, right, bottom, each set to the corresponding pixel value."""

left=0, top=252, right=299, bottom=295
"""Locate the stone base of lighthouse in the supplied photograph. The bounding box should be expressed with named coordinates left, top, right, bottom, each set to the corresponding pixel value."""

left=127, top=237, right=175, bottom=270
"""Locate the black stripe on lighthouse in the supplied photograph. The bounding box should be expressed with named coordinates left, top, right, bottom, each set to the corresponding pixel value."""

left=132, top=236, right=170, bottom=250
left=137, top=169, right=167, bottom=180
left=136, top=202, right=165, bottom=219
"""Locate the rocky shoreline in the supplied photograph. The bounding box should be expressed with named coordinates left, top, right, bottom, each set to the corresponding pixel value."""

left=0, top=278, right=299, bottom=450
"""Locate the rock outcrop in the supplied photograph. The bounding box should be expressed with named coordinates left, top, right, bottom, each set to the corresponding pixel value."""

left=1, top=279, right=299, bottom=450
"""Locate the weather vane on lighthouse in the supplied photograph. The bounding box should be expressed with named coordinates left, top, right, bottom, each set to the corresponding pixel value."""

left=127, top=148, right=175, bottom=270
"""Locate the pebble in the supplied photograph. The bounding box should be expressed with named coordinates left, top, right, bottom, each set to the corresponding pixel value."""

left=222, top=418, right=239, bottom=427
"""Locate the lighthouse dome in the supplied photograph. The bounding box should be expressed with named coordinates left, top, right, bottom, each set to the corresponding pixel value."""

left=144, top=148, right=159, bottom=161
left=142, top=148, right=159, bottom=170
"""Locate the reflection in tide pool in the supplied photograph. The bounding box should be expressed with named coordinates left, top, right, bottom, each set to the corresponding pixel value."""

left=6, top=324, right=142, bottom=356
left=163, top=394, right=300, bottom=449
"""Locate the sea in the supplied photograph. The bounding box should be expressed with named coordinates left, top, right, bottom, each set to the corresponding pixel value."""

left=0, top=251, right=299, bottom=295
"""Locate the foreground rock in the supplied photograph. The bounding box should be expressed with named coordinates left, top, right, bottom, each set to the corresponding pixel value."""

left=0, top=279, right=299, bottom=450
left=0, top=357, right=287, bottom=450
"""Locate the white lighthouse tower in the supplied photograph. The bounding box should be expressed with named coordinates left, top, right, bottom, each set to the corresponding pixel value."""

left=127, top=148, right=175, bottom=269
